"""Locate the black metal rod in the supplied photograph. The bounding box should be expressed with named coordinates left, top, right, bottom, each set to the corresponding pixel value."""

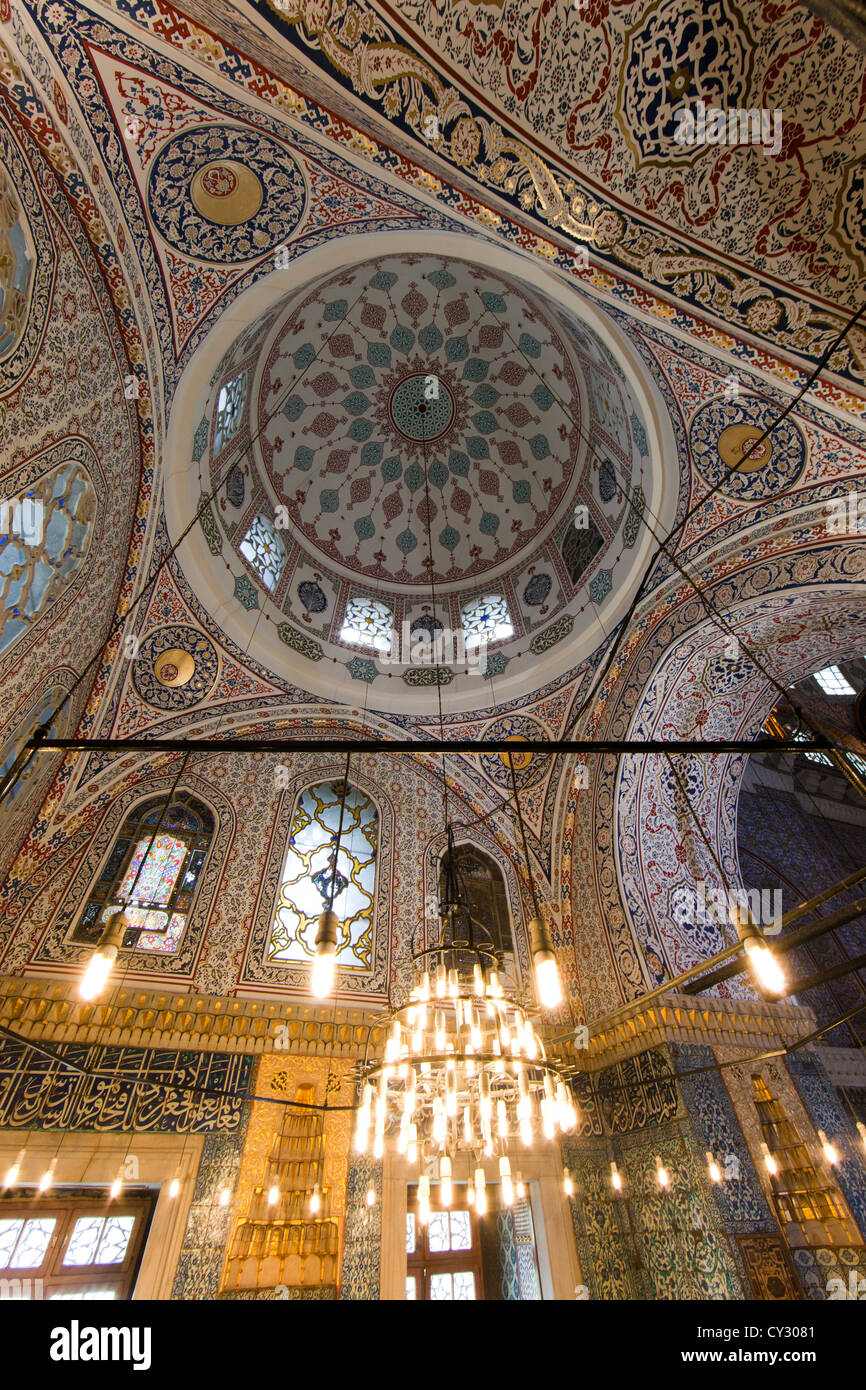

left=24, top=736, right=835, bottom=756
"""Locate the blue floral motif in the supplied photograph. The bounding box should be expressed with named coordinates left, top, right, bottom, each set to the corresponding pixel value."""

left=297, top=580, right=327, bottom=614
left=346, top=656, right=377, bottom=683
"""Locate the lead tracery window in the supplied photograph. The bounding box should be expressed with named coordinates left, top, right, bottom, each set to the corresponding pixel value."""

left=460, top=593, right=513, bottom=647
left=239, top=513, right=286, bottom=592
left=339, top=595, right=393, bottom=653
left=70, top=796, right=214, bottom=955
left=267, top=780, right=378, bottom=971
left=214, top=373, right=247, bottom=453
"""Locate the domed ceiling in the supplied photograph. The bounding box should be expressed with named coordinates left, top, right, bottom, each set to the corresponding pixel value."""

left=174, top=245, right=675, bottom=714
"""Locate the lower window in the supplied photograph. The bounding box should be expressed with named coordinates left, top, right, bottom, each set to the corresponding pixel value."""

left=405, top=1194, right=483, bottom=1301
left=0, top=1189, right=154, bottom=1299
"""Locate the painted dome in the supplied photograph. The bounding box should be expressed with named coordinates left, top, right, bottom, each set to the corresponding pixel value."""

left=171, top=242, right=676, bottom=713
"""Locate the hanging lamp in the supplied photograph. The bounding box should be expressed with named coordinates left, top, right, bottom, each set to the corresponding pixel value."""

left=353, top=826, right=578, bottom=1179
left=310, top=754, right=351, bottom=1000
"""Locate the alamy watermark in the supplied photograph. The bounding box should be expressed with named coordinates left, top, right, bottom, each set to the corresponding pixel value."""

left=1, top=496, right=44, bottom=545
left=379, top=622, right=488, bottom=675
left=824, top=491, right=866, bottom=537
left=695, top=881, right=782, bottom=935
left=674, top=101, right=782, bottom=157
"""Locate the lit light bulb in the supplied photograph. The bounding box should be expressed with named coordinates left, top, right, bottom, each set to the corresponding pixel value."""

left=818, top=1129, right=839, bottom=1165
left=420, top=971, right=431, bottom=1002
left=463, top=1106, right=472, bottom=1146
left=655, top=1156, right=668, bottom=1189
left=447, top=968, right=459, bottom=999
left=534, top=956, right=562, bottom=1009
left=439, top=1156, right=452, bottom=1208
left=219, top=1186, right=231, bottom=1207
left=408, top=1124, right=418, bottom=1166
left=529, top=917, right=562, bottom=1009
left=418, top=1174, right=430, bottom=1225
left=760, top=1142, right=777, bottom=1176
left=486, top=969, right=502, bottom=999
left=80, top=946, right=118, bottom=1001
left=497, top=1098, right=508, bottom=1139
left=562, top=1169, right=574, bottom=1197
left=110, top=1168, right=123, bottom=1200
left=516, top=1178, right=526, bottom=1200
left=311, top=908, right=339, bottom=998
left=435, top=1009, right=446, bottom=1053
left=3, top=1149, right=24, bottom=1188
left=466, top=1185, right=475, bottom=1206
left=436, top=963, right=447, bottom=998
left=743, top=935, right=785, bottom=995
left=432, top=1097, right=446, bottom=1145
left=706, top=1152, right=721, bottom=1184
left=268, top=1184, right=280, bottom=1206
left=499, top=1156, right=514, bottom=1207
left=474, top=1167, right=487, bottom=1216
left=39, top=1160, right=56, bottom=1193
left=610, top=1161, right=622, bottom=1192
left=473, top=963, right=485, bottom=996
left=309, top=1186, right=321, bottom=1215
left=366, top=1186, right=376, bottom=1208
left=857, top=1121, right=866, bottom=1153
left=168, top=1177, right=180, bottom=1200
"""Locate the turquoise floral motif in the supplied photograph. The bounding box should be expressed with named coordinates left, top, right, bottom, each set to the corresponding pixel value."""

left=346, top=656, right=377, bottom=682
left=234, top=574, right=259, bottom=610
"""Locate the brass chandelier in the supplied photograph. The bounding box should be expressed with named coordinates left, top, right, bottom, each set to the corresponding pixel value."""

left=354, top=829, right=577, bottom=1216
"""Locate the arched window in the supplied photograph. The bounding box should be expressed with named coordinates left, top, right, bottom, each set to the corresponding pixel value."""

left=214, top=372, right=247, bottom=453
left=340, top=596, right=393, bottom=654
left=268, top=780, right=378, bottom=970
left=460, top=593, right=513, bottom=649
left=0, top=458, right=96, bottom=655
left=70, top=795, right=215, bottom=956
left=239, top=513, right=286, bottom=592
left=439, top=844, right=512, bottom=955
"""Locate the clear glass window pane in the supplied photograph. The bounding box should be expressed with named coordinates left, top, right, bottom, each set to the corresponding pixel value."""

left=427, top=1211, right=450, bottom=1253
left=95, top=1217, right=135, bottom=1265
left=429, top=1272, right=454, bottom=1300
left=340, top=596, right=393, bottom=654
left=405, top=1213, right=415, bottom=1255
left=50, top=1290, right=118, bottom=1300
left=449, top=1210, right=472, bottom=1251
left=9, top=1218, right=55, bottom=1268
left=214, top=373, right=247, bottom=453
left=453, top=1270, right=476, bottom=1300
left=405, top=1276, right=416, bottom=1301
left=63, top=1217, right=104, bottom=1267
left=813, top=665, right=855, bottom=696
left=0, top=1220, right=24, bottom=1269
left=461, top=593, right=513, bottom=647
left=239, top=514, right=287, bottom=593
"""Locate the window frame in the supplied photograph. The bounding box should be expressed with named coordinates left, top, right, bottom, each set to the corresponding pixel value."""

left=405, top=1193, right=484, bottom=1301
left=69, top=794, right=215, bottom=956
left=0, top=1189, right=154, bottom=1300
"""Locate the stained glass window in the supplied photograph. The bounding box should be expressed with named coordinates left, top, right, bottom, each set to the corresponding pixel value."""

left=461, top=593, right=513, bottom=648
left=70, top=796, right=214, bottom=956
left=214, top=373, right=247, bottom=453
left=268, top=780, right=378, bottom=971
left=0, top=459, right=95, bottom=655
left=239, top=513, right=286, bottom=592
left=339, top=596, right=393, bottom=654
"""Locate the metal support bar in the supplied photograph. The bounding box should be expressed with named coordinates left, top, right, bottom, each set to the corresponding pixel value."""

left=24, top=736, right=835, bottom=756
left=682, top=895, right=866, bottom=994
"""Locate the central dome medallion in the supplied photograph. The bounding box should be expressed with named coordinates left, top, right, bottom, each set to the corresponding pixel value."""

left=389, top=373, right=455, bottom=442
left=254, top=254, right=585, bottom=591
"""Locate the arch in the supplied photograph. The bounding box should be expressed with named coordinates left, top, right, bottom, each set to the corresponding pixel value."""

left=69, top=792, right=215, bottom=956
left=438, top=842, right=513, bottom=956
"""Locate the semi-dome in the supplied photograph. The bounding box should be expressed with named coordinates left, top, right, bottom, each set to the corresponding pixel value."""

left=167, top=238, right=677, bottom=714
